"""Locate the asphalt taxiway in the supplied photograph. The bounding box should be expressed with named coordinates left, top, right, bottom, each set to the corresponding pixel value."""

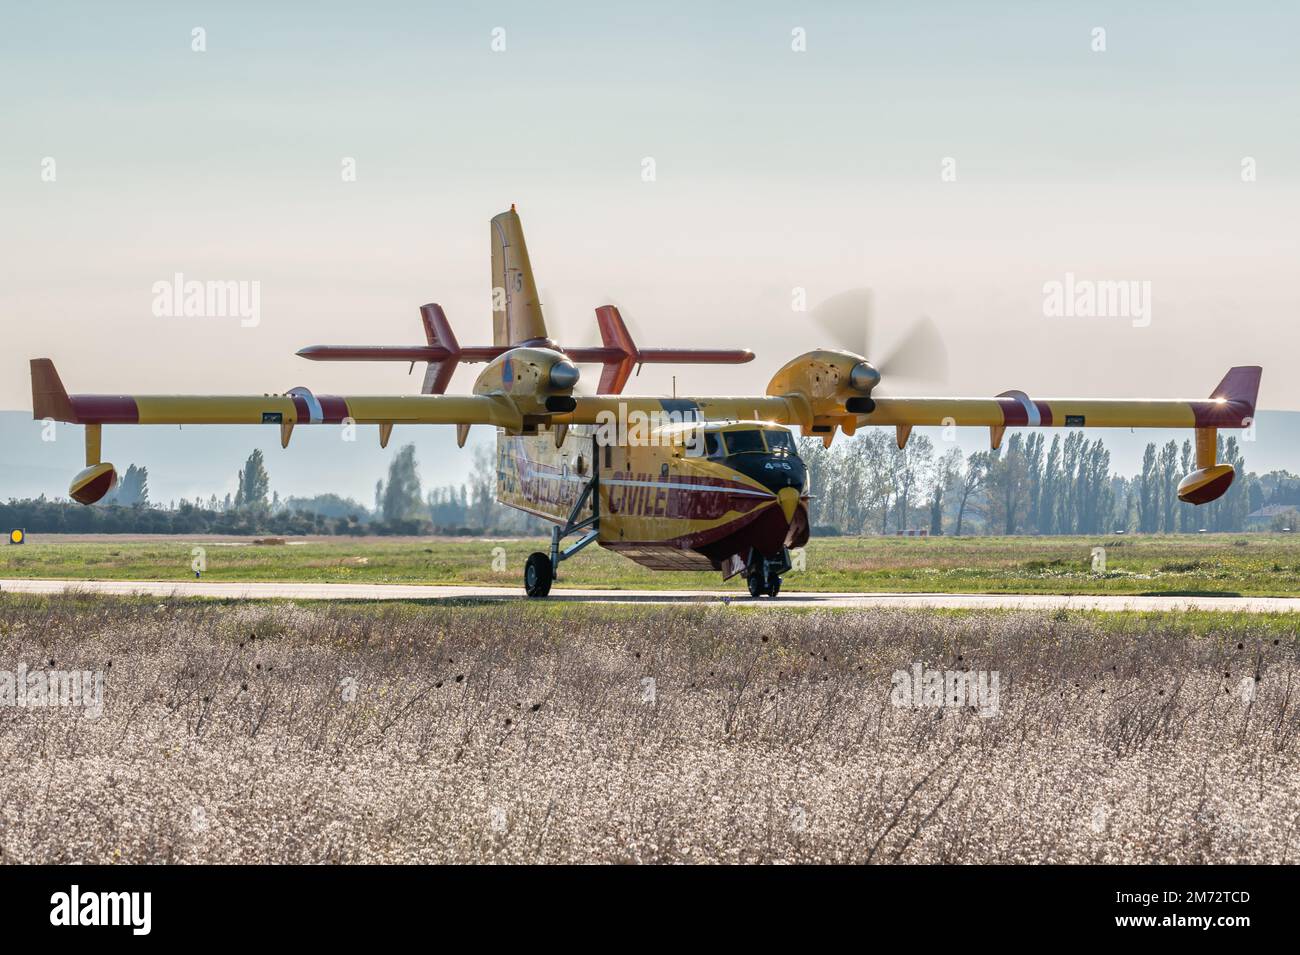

left=2, top=578, right=1297, bottom=612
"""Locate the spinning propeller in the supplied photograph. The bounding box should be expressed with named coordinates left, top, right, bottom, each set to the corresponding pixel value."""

left=808, top=288, right=949, bottom=389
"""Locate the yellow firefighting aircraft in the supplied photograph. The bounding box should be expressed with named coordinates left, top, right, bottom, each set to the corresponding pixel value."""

left=31, top=207, right=1261, bottom=598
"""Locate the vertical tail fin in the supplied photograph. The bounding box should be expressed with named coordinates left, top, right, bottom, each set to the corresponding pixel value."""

left=595, top=305, right=639, bottom=394
left=418, top=304, right=460, bottom=394
left=490, top=205, right=549, bottom=346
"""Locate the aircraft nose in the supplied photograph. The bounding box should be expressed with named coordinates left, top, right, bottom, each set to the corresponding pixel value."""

left=777, top=486, right=800, bottom=524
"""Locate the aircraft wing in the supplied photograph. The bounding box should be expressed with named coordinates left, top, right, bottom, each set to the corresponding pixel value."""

left=32, top=354, right=1261, bottom=509
left=31, top=359, right=794, bottom=432
left=866, top=390, right=1258, bottom=432
left=861, top=365, right=1260, bottom=440
left=34, top=357, right=1260, bottom=437
left=34, top=367, right=511, bottom=427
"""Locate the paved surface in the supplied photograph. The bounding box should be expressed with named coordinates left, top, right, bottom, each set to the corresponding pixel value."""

left=2, top=578, right=1298, bottom=612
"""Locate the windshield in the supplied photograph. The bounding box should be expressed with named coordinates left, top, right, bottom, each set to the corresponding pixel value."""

left=765, top=430, right=796, bottom=454
left=722, top=430, right=767, bottom=455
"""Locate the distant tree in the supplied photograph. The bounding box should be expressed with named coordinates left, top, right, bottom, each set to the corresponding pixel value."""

left=465, top=445, right=497, bottom=529
left=987, top=434, right=1031, bottom=535
left=1023, top=433, right=1045, bottom=534
left=1271, top=509, right=1300, bottom=532
left=1247, top=476, right=1264, bottom=514
left=930, top=447, right=962, bottom=536
left=953, top=451, right=989, bottom=537
left=1038, top=435, right=1062, bottom=534
left=1112, top=474, right=1135, bottom=532
left=928, top=482, right=944, bottom=536
left=283, top=493, right=370, bottom=521
left=1176, top=439, right=1195, bottom=532
left=1158, top=440, right=1179, bottom=532
left=1077, top=439, right=1112, bottom=533
left=1138, top=443, right=1159, bottom=533
left=381, top=444, right=424, bottom=521
left=102, top=463, right=149, bottom=507
left=1056, top=432, right=1085, bottom=533
left=234, top=449, right=270, bottom=511
left=797, top=438, right=832, bottom=528
left=1217, top=437, right=1249, bottom=531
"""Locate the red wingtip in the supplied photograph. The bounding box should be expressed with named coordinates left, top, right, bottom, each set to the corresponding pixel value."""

left=31, top=358, right=78, bottom=423
left=1209, top=366, right=1262, bottom=415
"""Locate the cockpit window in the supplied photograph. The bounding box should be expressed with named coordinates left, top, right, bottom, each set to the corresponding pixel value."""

left=723, top=430, right=767, bottom=455
left=764, top=430, right=796, bottom=454
left=704, top=432, right=722, bottom=458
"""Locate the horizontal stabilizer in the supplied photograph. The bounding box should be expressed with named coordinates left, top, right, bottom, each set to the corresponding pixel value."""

left=297, top=304, right=754, bottom=396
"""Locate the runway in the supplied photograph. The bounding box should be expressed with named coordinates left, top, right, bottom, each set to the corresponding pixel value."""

left=2, top=577, right=1298, bottom=612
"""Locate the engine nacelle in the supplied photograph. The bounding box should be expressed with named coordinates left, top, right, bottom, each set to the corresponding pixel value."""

left=473, top=347, right=580, bottom=419
left=70, top=462, right=117, bottom=505
left=1177, top=464, right=1235, bottom=505
left=767, top=349, right=878, bottom=443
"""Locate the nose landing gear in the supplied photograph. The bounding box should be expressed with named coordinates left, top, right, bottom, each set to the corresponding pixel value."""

left=746, top=548, right=790, bottom=599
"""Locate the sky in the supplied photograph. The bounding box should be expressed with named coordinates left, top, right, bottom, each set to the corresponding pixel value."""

left=2, top=2, right=1297, bottom=500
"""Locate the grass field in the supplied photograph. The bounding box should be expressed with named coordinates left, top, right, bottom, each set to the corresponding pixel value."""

left=3, top=532, right=1300, bottom=596
left=2, top=592, right=1296, bottom=863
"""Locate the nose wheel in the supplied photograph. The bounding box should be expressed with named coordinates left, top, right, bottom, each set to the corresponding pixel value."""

left=747, top=572, right=782, bottom=598
left=746, top=548, right=789, bottom=599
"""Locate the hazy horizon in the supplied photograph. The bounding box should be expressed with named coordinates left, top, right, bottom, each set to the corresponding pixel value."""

left=4, top=2, right=1297, bottom=472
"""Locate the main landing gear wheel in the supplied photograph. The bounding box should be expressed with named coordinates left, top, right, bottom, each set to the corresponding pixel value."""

left=524, top=552, right=554, bottom=598
left=747, top=572, right=781, bottom=599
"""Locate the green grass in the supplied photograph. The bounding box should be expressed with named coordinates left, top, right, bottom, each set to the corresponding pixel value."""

left=4, top=532, right=1300, bottom=596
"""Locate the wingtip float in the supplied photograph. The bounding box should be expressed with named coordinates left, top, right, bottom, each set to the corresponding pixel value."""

left=31, top=208, right=1262, bottom=598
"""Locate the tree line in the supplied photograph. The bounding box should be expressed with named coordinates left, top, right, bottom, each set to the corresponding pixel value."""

left=4, top=432, right=1296, bottom=537
left=800, top=429, right=1284, bottom=536
left=3, top=444, right=543, bottom=536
